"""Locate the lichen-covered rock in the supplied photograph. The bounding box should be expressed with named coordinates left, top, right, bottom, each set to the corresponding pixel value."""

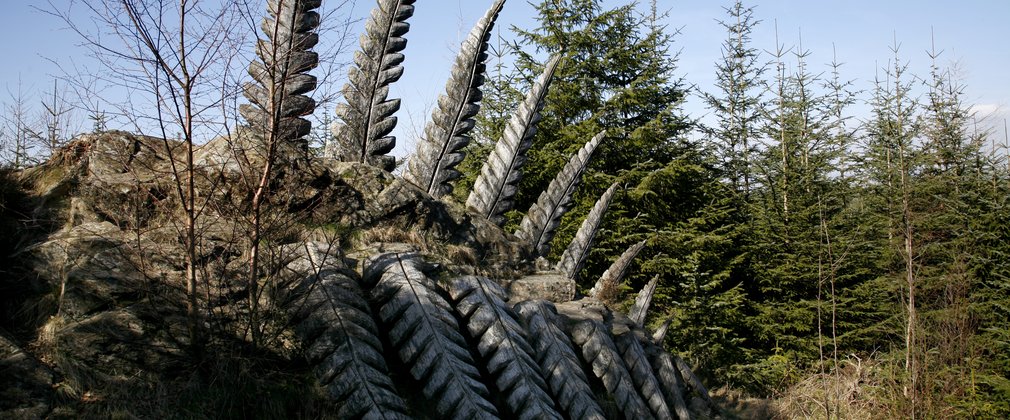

left=503, top=272, right=576, bottom=303
left=29, top=222, right=162, bottom=318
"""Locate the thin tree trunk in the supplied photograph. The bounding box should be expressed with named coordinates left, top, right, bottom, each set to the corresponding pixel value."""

left=180, top=18, right=202, bottom=357
left=896, top=94, right=917, bottom=418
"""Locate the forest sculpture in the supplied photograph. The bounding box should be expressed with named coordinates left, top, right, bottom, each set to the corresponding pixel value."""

left=0, top=0, right=718, bottom=418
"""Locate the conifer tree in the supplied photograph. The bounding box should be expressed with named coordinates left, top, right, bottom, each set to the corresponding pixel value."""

left=745, top=34, right=854, bottom=392
left=862, top=43, right=923, bottom=412
left=703, top=0, right=765, bottom=197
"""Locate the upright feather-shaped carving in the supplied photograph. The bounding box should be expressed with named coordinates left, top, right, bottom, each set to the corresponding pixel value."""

left=449, top=277, right=561, bottom=420
left=403, top=0, right=506, bottom=198
left=569, top=320, right=654, bottom=420
left=241, top=0, right=322, bottom=144
left=643, top=340, right=692, bottom=420
left=285, top=267, right=410, bottom=419
left=516, top=131, right=605, bottom=256
left=466, top=55, right=562, bottom=226
left=365, top=254, right=498, bottom=418
left=330, top=0, right=416, bottom=171
left=556, top=182, right=619, bottom=280
left=514, top=300, right=606, bottom=420
left=590, top=240, right=647, bottom=304
left=628, top=275, right=659, bottom=327
left=674, top=355, right=717, bottom=411
left=652, top=316, right=672, bottom=344
left=614, top=332, right=673, bottom=419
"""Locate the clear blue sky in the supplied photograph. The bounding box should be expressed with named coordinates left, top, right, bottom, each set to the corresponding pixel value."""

left=2, top=0, right=1008, bottom=153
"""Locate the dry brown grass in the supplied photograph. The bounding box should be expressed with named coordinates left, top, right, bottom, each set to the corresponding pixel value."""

left=352, top=224, right=485, bottom=272
left=772, top=356, right=908, bottom=420
left=711, top=387, right=779, bottom=419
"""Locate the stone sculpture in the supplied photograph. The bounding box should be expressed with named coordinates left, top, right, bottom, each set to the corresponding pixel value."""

left=403, top=0, right=507, bottom=199
left=1, top=0, right=719, bottom=418
left=329, top=0, right=416, bottom=170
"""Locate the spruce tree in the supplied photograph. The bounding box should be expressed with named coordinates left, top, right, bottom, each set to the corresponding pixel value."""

left=861, top=43, right=924, bottom=413
left=703, top=0, right=765, bottom=197
left=745, top=35, right=857, bottom=393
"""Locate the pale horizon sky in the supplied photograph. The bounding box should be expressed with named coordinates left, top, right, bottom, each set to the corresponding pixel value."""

left=1, top=0, right=1008, bottom=155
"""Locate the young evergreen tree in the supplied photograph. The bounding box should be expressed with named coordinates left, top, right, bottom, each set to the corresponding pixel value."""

left=860, top=43, right=924, bottom=414
left=703, top=0, right=765, bottom=197
left=910, top=45, right=1005, bottom=415
left=745, top=34, right=856, bottom=393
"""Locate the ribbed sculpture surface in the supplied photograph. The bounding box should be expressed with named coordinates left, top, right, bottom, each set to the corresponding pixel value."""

left=241, top=0, right=322, bottom=145
left=516, top=131, right=605, bottom=257
left=557, top=182, right=620, bottom=279
left=330, top=0, right=416, bottom=171
left=291, top=0, right=716, bottom=417
left=403, top=0, right=506, bottom=198
left=466, top=55, right=562, bottom=226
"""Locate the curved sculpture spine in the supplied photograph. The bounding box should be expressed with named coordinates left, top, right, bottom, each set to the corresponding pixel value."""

left=590, top=240, right=648, bottom=304
left=466, top=55, right=562, bottom=226
left=556, top=182, right=619, bottom=280
left=514, top=300, right=606, bottom=420
left=365, top=253, right=498, bottom=418
left=614, top=332, right=674, bottom=419
left=643, top=339, right=693, bottom=420
left=653, top=316, right=673, bottom=344
left=285, top=266, right=410, bottom=419
left=241, top=0, right=322, bottom=144
left=569, top=320, right=655, bottom=420
left=674, top=355, right=717, bottom=412
left=403, top=0, right=507, bottom=198
left=516, top=130, right=605, bottom=256
left=330, top=0, right=416, bottom=171
left=629, top=275, right=659, bottom=327
left=449, top=276, right=561, bottom=420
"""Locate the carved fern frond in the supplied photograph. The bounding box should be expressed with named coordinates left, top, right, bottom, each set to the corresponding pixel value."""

left=285, top=268, right=409, bottom=418
left=569, top=320, right=654, bottom=420
left=449, top=277, right=561, bottom=420
left=330, top=0, right=416, bottom=171
left=556, top=182, right=618, bottom=280
left=674, top=355, right=715, bottom=407
left=628, top=275, right=658, bottom=327
left=241, top=0, right=322, bottom=144
left=403, top=0, right=506, bottom=198
left=514, top=300, right=605, bottom=420
left=614, top=332, right=673, bottom=419
left=643, top=340, right=692, bottom=420
left=590, top=240, right=647, bottom=304
left=366, top=253, right=498, bottom=418
left=653, top=317, right=672, bottom=344
left=516, top=131, right=605, bottom=256
left=466, top=55, right=562, bottom=226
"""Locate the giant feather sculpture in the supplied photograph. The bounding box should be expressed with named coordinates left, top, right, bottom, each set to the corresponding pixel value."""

left=466, top=55, right=562, bottom=226
left=569, top=320, right=654, bottom=419
left=241, top=0, right=322, bottom=144
left=590, top=240, right=648, bottom=303
left=516, top=131, right=605, bottom=256
left=449, top=276, right=561, bottom=420
left=330, top=0, right=416, bottom=171
left=403, top=0, right=506, bottom=198
left=514, top=300, right=606, bottom=420
left=285, top=266, right=410, bottom=418
left=365, top=253, right=498, bottom=418
left=556, top=182, right=619, bottom=280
